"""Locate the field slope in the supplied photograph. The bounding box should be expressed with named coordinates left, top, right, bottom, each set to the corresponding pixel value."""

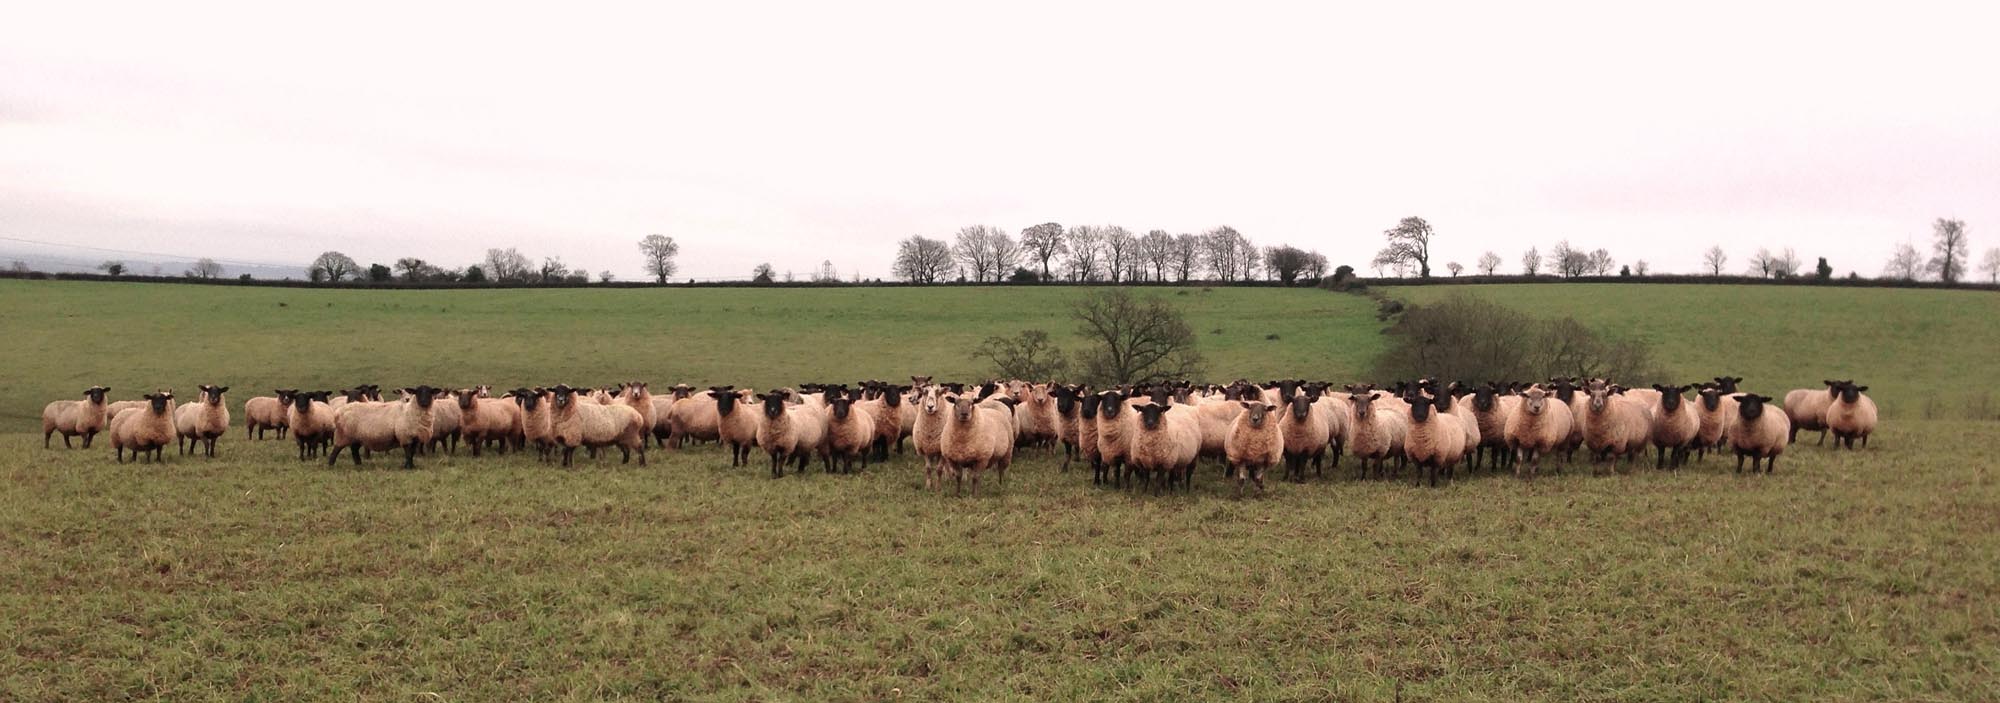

left=3, top=279, right=1997, bottom=700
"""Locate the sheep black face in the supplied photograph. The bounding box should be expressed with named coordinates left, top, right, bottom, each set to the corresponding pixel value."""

left=1287, top=393, right=1314, bottom=421
left=1698, top=387, right=1723, bottom=410
left=1472, top=386, right=1497, bottom=411
left=1838, top=384, right=1868, bottom=403
left=292, top=392, right=318, bottom=412
left=1079, top=393, right=1101, bottom=419
left=1137, top=403, right=1169, bottom=430
left=829, top=397, right=853, bottom=420
left=362, top=384, right=383, bottom=401
left=84, top=386, right=109, bottom=404
left=758, top=392, right=788, bottom=420
left=403, top=385, right=440, bottom=408
left=1238, top=401, right=1276, bottom=427
left=203, top=385, right=228, bottom=404
left=454, top=389, right=480, bottom=410
left=275, top=389, right=296, bottom=405
left=883, top=387, right=905, bottom=408
left=1737, top=394, right=1773, bottom=421
left=1655, top=384, right=1689, bottom=411
left=1096, top=392, right=1124, bottom=419
left=145, top=392, right=172, bottom=413
left=551, top=385, right=579, bottom=409
left=1432, top=390, right=1457, bottom=413
left=707, top=388, right=738, bottom=415
left=1050, top=386, right=1075, bottom=414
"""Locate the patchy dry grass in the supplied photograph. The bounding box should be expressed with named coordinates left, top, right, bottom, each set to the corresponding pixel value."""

left=4, top=422, right=1995, bottom=701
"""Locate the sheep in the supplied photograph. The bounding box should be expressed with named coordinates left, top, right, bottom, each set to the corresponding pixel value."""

left=104, top=399, right=146, bottom=424
left=546, top=384, right=647, bottom=467
left=824, top=392, right=879, bottom=474
left=1401, top=393, right=1466, bottom=488
left=1580, top=385, right=1652, bottom=472
left=1430, top=389, right=1482, bottom=468
left=1825, top=382, right=1878, bottom=450
left=1092, top=390, right=1137, bottom=486
left=1127, top=402, right=1202, bottom=493
left=621, top=382, right=657, bottom=447
left=1468, top=384, right=1518, bottom=471
left=1278, top=391, right=1331, bottom=482
left=508, top=388, right=557, bottom=462
left=286, top=391, right=336, bottom=460
left=243, top=389, right=295, bottom=440
left=1224, top=401, right=1283, bottom=496
left=1346, top=391, right=1407, bottom=479
left=42, top=385, right=111, bottom=449
left=173, top=384, right=230, bottom=457
left=328, top=384, right=382, bottom=411
left=1310, top=384, right=1352, bottom=468
left=426, top=390, right=463, bottom=454
left=755, top=390, right=829, bottom=478
left=1193, top=395, right=1245, bottom=476
left=1551, top=379, right=1589, bottom=461
left=1051, top=385, right=1085, bottom=469
left=937, top=392, right=1017, bottom=495
left=860, top=385, right=902, bottom=461
left=912, top=386, right=949, bottom=488
left=1784, top=380, right=1845, bottom=444
left=1503, top=386, right=1574, bottom=479
left=1691, top=386, right=1739, bottom=461
left=1647, top=384, right=1700, bottom=469
left=109, top=391, right=176, bottom=463
left=1013, top=383, right=1060, bottom=452
left=328, top=386, right=442, bottom=469
left=1077, top=392, right=1103, bottom=480
left=453, top=389, right=514, bottom=456
left=704, top=387, right=760, bottom=466
left=667, top=388, right=727, bottom=448
left=1728, top=394, right=1790, bottom=473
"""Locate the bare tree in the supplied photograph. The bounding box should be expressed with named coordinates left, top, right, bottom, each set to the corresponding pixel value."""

left=1477, top=251, right=1501, bottom=275
left=893, top=235, right=953, bottom=283
left=972, top=329, right=1069, bottom=380
left=1235, top=233, right=1260, bottom=281
left=98, top=260, right=127, bottom=276
left=952, top=225, right=1000, bottom=282
left=311, top=251, right=360, bottom=282
left=1201, top=226, right=1244, bottom=282
left=1305, top=251, right=1329, bottom=281
left=8, top=260, right=29, bottom=273
left=1264, top=245, right=1312, bottom=284
left=1446, top=261, right=1463, bottom=277
left=752, top=263, right=776, bottom=284
left=1102, top=226, right=1136, bottom=283
left=484, top=248, right=531, bottom=282
left=813, top=259, right=840, bottom=283
left=185, top=258, right=224, bottom=279
left=1980, top=248, right=2000, bottom=283
left=1770, top=248, right=1801, bottom=278
left=1170, top=234, right=1200, bottom=282
left=1928, top=218, right=1970, bottom=283
left=598, top=270, right=615, bottom=283
left=1703, top=245, right=1728, bottom=275
left=1141, top=230, right=1175, bottom=281
left=1064, top=225, right=1104, bottom=281
left=1550, top=241, right=1589, bottom=278
left=1372, top=216, right=1435, bottom=278
left=1632, top=260, right=1649, bottom=276
left=1746, top=248, right=1775, bottom=278
left=989, top=231, right=1022, bottom=278
left=1020, top=223, right=1066, bottom=279
left=1520, top=247, right=1541, bottom=276
left=1070, top=289, right=1205, bottom=385
left=1882, top=242, right=1924, bottom=280
left=1587, top=248, right=1615, bottom=275
left=637, top=234, right=680, bottom=284
left=537, top=256, right=570, bottom=283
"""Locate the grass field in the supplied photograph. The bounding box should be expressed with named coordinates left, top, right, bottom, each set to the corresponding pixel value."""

left=4, top=279, right=1998, bottom=700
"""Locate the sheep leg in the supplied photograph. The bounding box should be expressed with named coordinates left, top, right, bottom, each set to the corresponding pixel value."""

left=401, top=441, right=418, bottom=469
left=1765, top=455, right=1776, bottom=474
left=1734, top=452, right=1745, bottom=474
left=278, top=425, right=287, bottom=439
left=1816, top=429, right=1827, bottom=446
left=561, top=446, right=576, bottom=467
left=83, top=432, right=95, bottom=448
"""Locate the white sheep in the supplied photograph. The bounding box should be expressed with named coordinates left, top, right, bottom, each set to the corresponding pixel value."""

left=508, top=388, right=557, bottom=462
left=1345, top=391, right=1407, bottom=479
left=548, top=384, right=648, bottom=467
left=937, top=391, right=1016, bottom=496
left=1825, top=383, right=1878, bottom=450
left=1126, top=402, right=1202, bottom=493
left=1580, top=385, right=1652, bottom=472
left=1278, top=392, right=1331, bottom=482
left=328, top=386, right=442, bottom=469
left=755, top=390, right=829, bottom=477
left=1224, top=401, right=1283, bottom=496
left=1092, top=391, right=1137, bottom=487
left=243, top=390, right=295, bottom=440
left=109, top=391, right=176, bottom=463
left=42, top=385, right=111, bottom=449
left=1784, top=380, right=1843, bottom=445
left=173, top=384, right=230, bottom=457
left=1647, top=384, right=1701, bottom=469
left=1402, top=393, right=1466, bottom=487
left=1467, top=385, right=1518, bottom=472
left=1503, top=386, right=1573, bottom=479
left=824, top=393, right=878, bottom=474
left=1728, top=394, right=1790, bottom=473
left=912, top=386, right=950, bottom=488
left=621, top=382, right=657, bottom=447
left=286, top=391, right=336, bottom=460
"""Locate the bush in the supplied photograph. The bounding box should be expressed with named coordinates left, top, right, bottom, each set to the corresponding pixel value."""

left=972, top=330, right=1069, bottom=381
left=1368, top=293, right=1665, bottom=384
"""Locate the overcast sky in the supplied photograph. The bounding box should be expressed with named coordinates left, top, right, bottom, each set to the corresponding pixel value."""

left=4, top=1, right=1995, bottom=280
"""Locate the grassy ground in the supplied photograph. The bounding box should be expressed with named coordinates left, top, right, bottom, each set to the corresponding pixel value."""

left=3, top=425, right=1995, bottom=700
left=4, top=279, right=1997, bottom=700
left=1391, top=283, right=2000, bottom=420
left=0, top=280, right=1380, bottom=425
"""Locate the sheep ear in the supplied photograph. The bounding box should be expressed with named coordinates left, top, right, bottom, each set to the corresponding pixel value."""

left=1854, top=386, right=1868, bottom=392
left=1262, top=403, right=1278, bottom=412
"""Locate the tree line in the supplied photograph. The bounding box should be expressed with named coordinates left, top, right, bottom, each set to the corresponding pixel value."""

left=892, top=224, right=1331, bottom=285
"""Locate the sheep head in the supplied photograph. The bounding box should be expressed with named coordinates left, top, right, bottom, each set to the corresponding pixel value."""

left=1737, top=394, right=1773, bottom=421
left=1237, top=401, right=1276, bottom=427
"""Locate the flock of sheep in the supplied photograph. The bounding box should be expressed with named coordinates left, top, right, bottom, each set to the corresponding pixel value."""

left=38, top=376, right=1880, bottom=495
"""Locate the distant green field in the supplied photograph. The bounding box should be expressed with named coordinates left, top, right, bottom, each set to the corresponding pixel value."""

left=1392, top=283, right=2000, bottom=420
left=5, top=279, right=1997, bottom=700
left=0, top=280, right=1380, bottom=425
